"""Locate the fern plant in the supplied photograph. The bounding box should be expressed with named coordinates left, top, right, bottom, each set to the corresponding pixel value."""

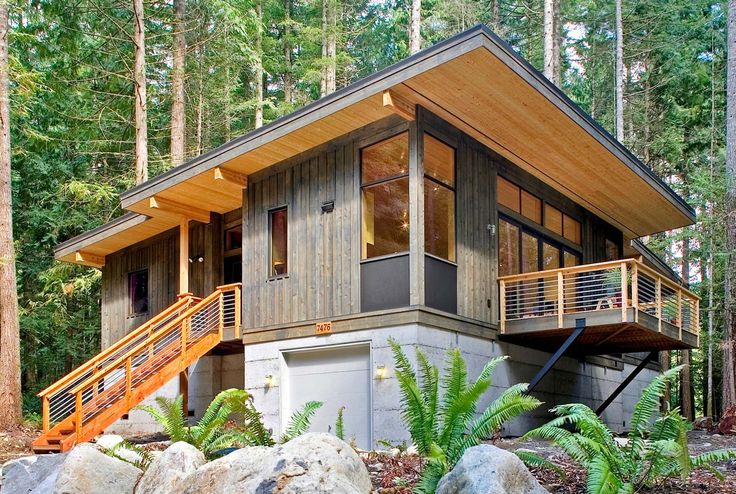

left=103, top=440, right=154, bottom=470
left=388, top=338, right=541, bottom=493
left=521, top=366, right=736, bottom=494
left=335, top=406, right=346, bottom=441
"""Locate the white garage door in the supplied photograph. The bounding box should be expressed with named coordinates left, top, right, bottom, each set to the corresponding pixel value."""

left=284, top=345, right=371, bottom=449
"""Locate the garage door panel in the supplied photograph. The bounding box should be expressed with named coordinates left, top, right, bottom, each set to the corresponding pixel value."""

left=285, top=345, right=371, bottom=449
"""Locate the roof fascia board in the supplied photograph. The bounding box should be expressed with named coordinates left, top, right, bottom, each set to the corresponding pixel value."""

left=53, top=212, right=148, bottom=259
left=119, top=27, right=487, bottom=209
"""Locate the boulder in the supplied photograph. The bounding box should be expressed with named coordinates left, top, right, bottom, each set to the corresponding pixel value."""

left=717, top=416, right=736, bottom=435
left=135, top=442, right=206, bottom=494
left=436, top=444, right=549, bottom=494
left=52, top=443, right=142, bottom=494
left=693, top=417, right=714, bottom=430
left=1, top=453, right=67, bottom=494
left=95, top=435, right=125, bottom=451
left=182, top=433, right=372, bottom=494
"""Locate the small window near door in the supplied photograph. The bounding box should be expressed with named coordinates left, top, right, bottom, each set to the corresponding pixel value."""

left=128, top=269, right=149, bottom=316
left=270, top=207, right=288, bottom=277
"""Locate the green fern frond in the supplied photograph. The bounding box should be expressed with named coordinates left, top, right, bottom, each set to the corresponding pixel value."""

left=105, top=440, right=153, bottom=470
left=241, top=402, right=275, bottom=446
left=628, top=366, right=682, bottom=438
left=135, top=395, right=188, bottom=442
left=416, top=348, right=440, bottom=440
left=335, top=406, right=345, bottom=441
left=281, top=400, right=323, bottom=442
left=586, top=455, right=620, bottom=494
left=515, top=449, right=565, bottom=478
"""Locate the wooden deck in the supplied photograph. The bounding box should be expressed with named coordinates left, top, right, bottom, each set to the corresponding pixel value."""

left=498, top=259, right=699, bottom=356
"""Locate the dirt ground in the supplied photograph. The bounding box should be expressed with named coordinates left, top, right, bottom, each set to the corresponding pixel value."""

left=0, top=425, right=41, bottom=465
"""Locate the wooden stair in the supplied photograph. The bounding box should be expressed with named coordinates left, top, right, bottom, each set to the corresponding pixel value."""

left=33, top=284, right=241, bottom=453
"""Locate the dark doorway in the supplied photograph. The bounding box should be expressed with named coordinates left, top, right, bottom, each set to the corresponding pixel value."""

left=224, top=255, right=241, bottom=284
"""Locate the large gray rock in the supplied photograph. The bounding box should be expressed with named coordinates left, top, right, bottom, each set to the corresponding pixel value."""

left=436, top=444, right=549, bottom=494
left=1, top=453, right=67, bottom=494
left=52, top=443, right=142, bottom=494
left=135, top=442, right=206, bottom=494
left=183, top=433, right=372, bottom=494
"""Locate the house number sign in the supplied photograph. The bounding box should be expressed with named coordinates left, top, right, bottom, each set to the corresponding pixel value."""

left=316, top=321, right=332, bottom=335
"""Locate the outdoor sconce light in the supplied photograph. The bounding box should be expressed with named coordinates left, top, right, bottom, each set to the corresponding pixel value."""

left=375, top=364, right=386, bottom=380
left=321, top=200, right=335, bottom=214
left=265, top=374, right=274, bottom=389
left=188, top=255, right=204, bottom=263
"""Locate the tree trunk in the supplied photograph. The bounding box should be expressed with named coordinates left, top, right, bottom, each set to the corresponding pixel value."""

left=660, top=351, right=671, bottom=410
left=614, top=0, right=624, bottom=142
left=543, top=0, right=560, bottom=85
left=723, top=0, right=736, bottom=411
left=409, top=0, right=421, bottom=55
left=283, top=0, right=293, bottom=104
left=133, top=0, right=148, bottom=184
left=681, top=237, right=694, bottom=421
left=0, top=0, right=22, bottom=429
left=170, top=0, right=186, bottom=167
left=320, top=0, right=336, bottom=96
left=491, top=0, right=501, bottom=34
left=254, top=0, right=264, bottom=129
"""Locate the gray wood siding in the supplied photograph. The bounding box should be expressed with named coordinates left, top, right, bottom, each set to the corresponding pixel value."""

left=241, top=136, right=365, bottom=328
left=100, top=215, right=224, bottom=349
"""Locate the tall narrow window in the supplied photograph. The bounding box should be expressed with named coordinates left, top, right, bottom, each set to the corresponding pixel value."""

left=270, top=207, right=288, bottom=276
left=128, top=269, right=149, bottom=316
left=424, top=134, right=456, bottom=261
left=361, top=133, right=410, bottom=259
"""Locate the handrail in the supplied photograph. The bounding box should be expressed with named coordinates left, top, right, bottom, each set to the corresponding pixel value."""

left=498, top=259, right=700, bottom=339
left=37, top=294, right=197, bottom=398
left=68, top=285, right=236, bottom=396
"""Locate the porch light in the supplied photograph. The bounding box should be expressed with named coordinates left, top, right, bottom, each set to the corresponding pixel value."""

left=375, top=364, right=387, bottom=380
left=265, top=374, right=274, bottom=388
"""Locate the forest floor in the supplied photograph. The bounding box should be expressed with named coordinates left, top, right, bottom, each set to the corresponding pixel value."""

left=364, top=430, right=736, bottom=494
left=0, top=424, right=40, bottom=465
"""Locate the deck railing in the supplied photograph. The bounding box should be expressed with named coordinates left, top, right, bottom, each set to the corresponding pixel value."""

left=498, top=259, right=699, bottom=340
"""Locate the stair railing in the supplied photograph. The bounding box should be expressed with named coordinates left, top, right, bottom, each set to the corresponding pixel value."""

left=64, top=283, right=240, bottom=444
left=37, top=294, right=200, bottom=433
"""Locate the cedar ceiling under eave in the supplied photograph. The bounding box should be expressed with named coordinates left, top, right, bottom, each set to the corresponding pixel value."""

left=116, top=26, right=692, bottom=243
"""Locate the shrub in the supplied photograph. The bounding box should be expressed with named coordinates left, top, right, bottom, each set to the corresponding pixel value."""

left=388, top=338, right=541, bottom=493
left=521, top=366, right=736, bottom=494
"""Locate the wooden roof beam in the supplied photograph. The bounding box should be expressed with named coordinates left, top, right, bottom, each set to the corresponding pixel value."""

left=214, top=167, right=248, bottom=188
left=149, top=196, right=211, bottom=223
left=382, top=89, right=415, bottom=120
left=75, top=251, right=105, bottom=268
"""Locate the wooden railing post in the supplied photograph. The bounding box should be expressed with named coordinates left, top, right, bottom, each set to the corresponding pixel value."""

left=655, top=277, right=662, bottom=332
left=620, top=262, right=628, bottom=323
left=677, top=289, right=683, bottom=340
left=499, top=280, right=506, bottom=334
left=234, top=286, right=241, bottom=339
left=42, top=396, right=50, bottom=433
left=631, top=261, right=639, bottom=323
left=557, top=272, right=565, bottom=328
left=125, top=357, right=132, bottom=408
left=218, top=291, right=225, bottom=340
left=74, top=391, right=82, bottom=438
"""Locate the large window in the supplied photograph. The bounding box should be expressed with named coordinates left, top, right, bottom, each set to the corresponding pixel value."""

left=361, top=133, right=410, bottom=259
left=128, top=269, right=149, bottom=316
left=269, top=207, right=288, bottom=277
left=498, top=217, right=581, bottom=276
left=424, top=134, right=456, bottom=262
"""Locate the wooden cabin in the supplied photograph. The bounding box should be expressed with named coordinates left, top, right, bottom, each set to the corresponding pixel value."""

left=34, top=25, right=698, bottom=453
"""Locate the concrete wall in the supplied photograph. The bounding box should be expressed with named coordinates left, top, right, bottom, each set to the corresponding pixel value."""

left=244, top=325, right=658, bottom=449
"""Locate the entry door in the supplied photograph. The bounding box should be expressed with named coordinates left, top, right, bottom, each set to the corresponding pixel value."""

left=284, top=345, right=371, bottom=449
left=223, top=255, right=241, bottom=284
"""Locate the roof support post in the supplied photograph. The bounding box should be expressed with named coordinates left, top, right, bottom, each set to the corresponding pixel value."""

left=179, top=216, right=189, bottom=295
left=596, top=351, right=657, bottom=416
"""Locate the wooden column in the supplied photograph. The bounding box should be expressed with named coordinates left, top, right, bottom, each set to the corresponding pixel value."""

left=179, top=216, right=189, bottom=295
left=409, top=120, right=425, bottom=306
left=179, top=369, right=189, bottom=419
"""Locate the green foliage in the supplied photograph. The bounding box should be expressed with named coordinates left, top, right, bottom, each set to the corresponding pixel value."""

left=103, top=440, right=154, bottom=471
left=335, top=406, right=345, bottom=441
left=281, top=400, right=324, bottom=443
left=521, top=367, right=736, bottom=494
left=388, top=338, right=541, bottom=493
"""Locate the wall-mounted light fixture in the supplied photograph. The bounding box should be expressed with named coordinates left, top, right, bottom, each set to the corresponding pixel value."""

left=375, top=364, right=387, bottom=380
left=321, top=200, right=335, bottom=214
left=189, top=255, right=204, bottom=263
left=265, top=374, right=274, bottom=389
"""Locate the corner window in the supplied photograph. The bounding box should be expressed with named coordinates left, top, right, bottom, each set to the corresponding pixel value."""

left=269, top=207, right=288, bottom=276
left=424, top=134, right=456, bottom=262
left=128, top=269, right=149, bottom=316
left=361, top=133, right=410, bottom=259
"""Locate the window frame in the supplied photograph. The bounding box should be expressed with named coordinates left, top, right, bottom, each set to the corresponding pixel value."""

left=268, top=206, right=289, bottom=280
left=127, top=268, right=149, bottom=317
left=423, top=132, right=457, bottom=264
left=359, top=131, right=411, bottom=261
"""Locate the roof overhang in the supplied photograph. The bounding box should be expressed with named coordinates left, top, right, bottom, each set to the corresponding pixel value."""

left=58, top=25, right=695, bottom=265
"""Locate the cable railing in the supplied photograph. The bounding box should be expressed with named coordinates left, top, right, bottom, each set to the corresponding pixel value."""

left=35, top=284, right=241, bottom=449
left=498, top=259, right=699, bottom=343
left=37, top=294, right=199, bottom=431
